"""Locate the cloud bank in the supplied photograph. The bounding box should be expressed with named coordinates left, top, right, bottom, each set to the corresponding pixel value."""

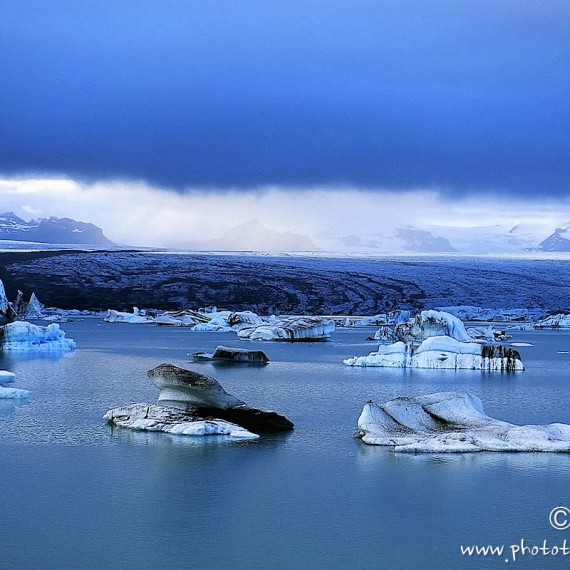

left=1, top=1, right=570, bottom=195
left=1, top=177, right=569, bottom=252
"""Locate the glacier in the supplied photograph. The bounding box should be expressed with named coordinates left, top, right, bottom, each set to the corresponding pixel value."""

left=356, top=392, right=570, bottom=453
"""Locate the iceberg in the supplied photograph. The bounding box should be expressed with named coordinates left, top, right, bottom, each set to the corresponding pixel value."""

left=0, top=369, right=16, bottom=383
left=0, top=369, right=29, bottom=398
left=345, top=309, right=524, bottom=370
left=105, top=363, right=293, bottom=439
left=20, top=292, right=45, bottom=319
left=535, top=314, right=570, bottom=329
left=344, top=336, right=523, bottom=370
left=104, top=404, right=258, bottom=439
left=0, top=386, right=30, bottom=399
left=402, top=310, right=473, bottom=343
left=0, top=321, right=76, bottom=352
left=154, top=312, right=203, bottom=327
left=192, top=345, right=270, bottom=364
left=237, top=316, right=335, bottom=341
left=104, top=307, right=154, bottom=324
left=356, top=392, right=570, bottom=453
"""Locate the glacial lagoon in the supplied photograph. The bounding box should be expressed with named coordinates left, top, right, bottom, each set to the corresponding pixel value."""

left=1, top=322, right=570, bottom=568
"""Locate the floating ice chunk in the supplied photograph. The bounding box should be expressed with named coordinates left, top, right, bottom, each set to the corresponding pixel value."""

left=105, top=364, right=293, bottom=439
left=344, top=336, right=523, bottom=370
left=0, top=386, right=30, bottom=398
left=104, top=404, right=259, bottom=439
left=227, top=311, right=265, bottom=330
left=343, top=341, right=409, bottom=367
left=192, top=315, right=234, bottom=332
left=510, top=342, right=533, bottom=347
left=0, top=321, right=76, bottom=351
left=536, top=314, right=570, bottom=329
left=192, top=345, right=270, bottom=364
left=104, top=308, right=154, bottom=324
left=0, top=370, right=16, bottom=383
left=238, top=316, right=335, bottom=341
left=357, top=392, right=570, bottom=452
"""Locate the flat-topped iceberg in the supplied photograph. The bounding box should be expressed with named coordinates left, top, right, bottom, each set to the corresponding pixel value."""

left=357, top=392, right=570, bottom=453
left=192, top=345, right=270, bottom=364
left=104, top=404, right=258, bottom=439
left=344, top=336, right=523, bottom=370
left=238, top=316, right=335, bottom=341
left=105, top=363, right=293, bottom=439
left=0, top=321, right=76, bottom=352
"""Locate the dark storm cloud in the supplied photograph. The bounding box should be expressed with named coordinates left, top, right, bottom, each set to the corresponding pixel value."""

left=1, top=1, right=569, bottom=195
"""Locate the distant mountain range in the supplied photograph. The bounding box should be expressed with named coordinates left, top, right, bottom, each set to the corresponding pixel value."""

left=0, top=212, right=116, bottom=246
left=336, top=223, right=570, bottom=254
left=175, top=219, right=319, bottom=252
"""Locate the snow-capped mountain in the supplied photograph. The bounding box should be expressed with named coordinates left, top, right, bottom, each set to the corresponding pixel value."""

left=0, top=212, right=116, bottom=246
left=538, top=228, right=570, bottom=252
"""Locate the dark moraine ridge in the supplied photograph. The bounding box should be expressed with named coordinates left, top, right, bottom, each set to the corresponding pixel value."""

left=0, top=250, right=569, bottom=314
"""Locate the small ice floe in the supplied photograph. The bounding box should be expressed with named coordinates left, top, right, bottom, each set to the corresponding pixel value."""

left=0, top=386, right=30, bottom=399
left=192, top=345, right=270, bottom=364
left=557, top=351, right=570, bottom=354
left=356, top=392, right=570, bottom=453
left=0, top=370, right=16, bottom=383
left=510, top=342, right=533, bottom=347
left=105, top=363, right=293, bottom=439
left=237, top=316, right=335, bottom=341
left=0, top=321, right=76, bottom=352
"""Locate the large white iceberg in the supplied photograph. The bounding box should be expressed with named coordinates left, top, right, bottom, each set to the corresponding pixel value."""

left=357, top=392, right=570, bottom=453
left=345, top=309, right=523, bottom=370
left=0, top=321, right=76, bottom=351
left=344, top=336, right=523, bottom=370
left=237, top=316, right=335, bottom=341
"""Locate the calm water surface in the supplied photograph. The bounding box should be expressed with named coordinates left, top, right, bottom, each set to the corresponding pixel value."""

left=1, top=321, right=569, bottom=569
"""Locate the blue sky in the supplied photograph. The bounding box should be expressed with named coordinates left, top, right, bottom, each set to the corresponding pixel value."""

left=2, top=1, right=569, bottom=197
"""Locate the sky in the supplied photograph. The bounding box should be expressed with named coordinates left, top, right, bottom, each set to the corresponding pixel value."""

left=1, top=1, right=569, bottom=248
